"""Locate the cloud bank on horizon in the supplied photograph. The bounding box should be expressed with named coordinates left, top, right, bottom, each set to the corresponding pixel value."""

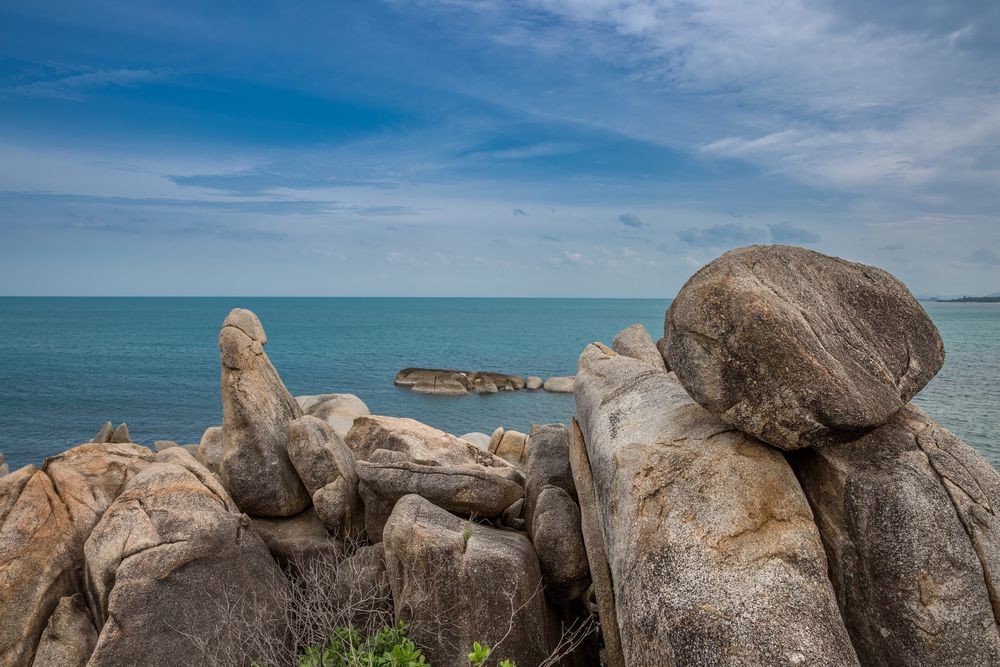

left=0, top=0, right=997, bottom=296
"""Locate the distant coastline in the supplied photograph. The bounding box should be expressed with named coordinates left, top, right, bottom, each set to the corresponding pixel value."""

left=934, top=296, right=1000, bottom=303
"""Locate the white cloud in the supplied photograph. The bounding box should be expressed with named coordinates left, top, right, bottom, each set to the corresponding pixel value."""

left=7, top=68, right=163, bottom=100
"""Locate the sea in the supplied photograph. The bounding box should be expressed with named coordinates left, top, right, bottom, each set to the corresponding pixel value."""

left=0, top=298, right=997, bottom=471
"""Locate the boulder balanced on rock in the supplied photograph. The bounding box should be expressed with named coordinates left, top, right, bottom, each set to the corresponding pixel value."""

left=575, top=342, right=859, bottom=666
left=219, top=308, right=310, bottom=516
left=664, top=245, right=944, bottom=450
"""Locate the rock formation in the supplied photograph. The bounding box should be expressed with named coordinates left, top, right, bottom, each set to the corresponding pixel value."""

left=612, top=323, right=665, bottom=370
left=664, top=245, right=944, bottom=450
left=791, top=405, right=1000, bottom=664
left=219, top=307, right=310, bottom=516
left=32, top=594, right=97, bottom=667
left=575, top=342, right=859, bottom=666
left=543, top=375, right=575, bottom=393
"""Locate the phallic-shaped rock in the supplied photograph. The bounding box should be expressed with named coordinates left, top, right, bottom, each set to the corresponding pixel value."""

left=612, top=323, right=665, bottom=370
left=575, top=343, right=859, bottom=666
left=664, top=245, right=944, bottom=450
left=219, top=307, right=310, bottom=516
left=83, top=457, right=284, bottom=665
left=31, top=594, right=97, bottom=667
left=357, top=449, right=524, bottom=537
left=383, top=495, right=559, bottom=667
left=791, top=405, right=1000, bottom=665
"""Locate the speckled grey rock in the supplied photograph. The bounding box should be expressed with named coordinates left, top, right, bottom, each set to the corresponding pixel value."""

left=297, top=393, right=370, bottom=438
left=575, top=342, right=858, bottom=666
left=612, top=323, right=665, bottom=370
left=219, top=308, right=309, bottom=516
left=198, top=426, right=224, bottom=474
left=31, top=594, right=96, bottom=667
left=288, top=415, right=357, bottom=496
left=664, top=245, right=944, bottom=450
left=93, top=422, right=113, bottom=444
left=383, top=495, right=559, bottom=667
left=531, top=485, right=590, bottom=602
left=250, top=507, right=342, bottom=568
left=791, top=405, right=1000, bottom=665
left=108, top=423, right=131, bottom=444
left=524, top=424, right=575, bottom=535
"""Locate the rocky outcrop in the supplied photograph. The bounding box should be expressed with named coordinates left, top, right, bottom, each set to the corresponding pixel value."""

left=575, top=343, right=859, bottom=666
left=396, top=368, right=528, bottom=395
left=31, top=594, right=96, bottom=667
left=219, top=308, right=310, bottom=516
left=791, top=405, right=1000, bottom=665
left=250, top=507, right=342, bottom=568
left=357, top=449, right=523, bottom=537
left=460, top=432, right=491, bottom=449
left=288, top=415, right=357, bottom=496
left=543, top=376, right=575, bottom=393
left=490, top=428, right=529, bottom=468
left=664, top=245, right=944, bottom=450
left=297, top=393, right=370, bottom=437
left=83, top=455, right=284, bottom=665
left=612, top=323, right=665, bottom=370
left=523, top=424, right=575, bottom=535
left=197, top=425, right=224, bottom=474
left=383, top=495, right=558, bottom=667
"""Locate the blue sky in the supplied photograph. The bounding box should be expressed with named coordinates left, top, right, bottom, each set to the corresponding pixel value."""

left=1, top=0, right=998, bottom=296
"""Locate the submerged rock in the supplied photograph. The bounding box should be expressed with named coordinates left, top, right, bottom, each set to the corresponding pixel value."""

left=791, top=405, right=1000, bottom=665
left=612, top=323, right=665, bottom=370
left=575, top=342, right=858, bottom=666
left=383, top=495, right=558, bottom=667
left=219, top=307, right=310, bottom=517
left=664, top=245, right=944, bottom=450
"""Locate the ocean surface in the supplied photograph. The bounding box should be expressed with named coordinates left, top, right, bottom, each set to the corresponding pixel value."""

left=0, top=298, right=996, bottom=470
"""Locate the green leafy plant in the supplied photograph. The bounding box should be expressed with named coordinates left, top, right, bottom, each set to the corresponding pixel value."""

left=467, top=641, right=490, bottom=665
left=298, top=621, right=428, bottom=667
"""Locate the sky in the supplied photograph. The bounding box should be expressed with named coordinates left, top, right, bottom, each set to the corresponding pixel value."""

left=1, top=0, right=998, bottom=297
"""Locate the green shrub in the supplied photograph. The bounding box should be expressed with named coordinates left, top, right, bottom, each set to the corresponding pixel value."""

left=298, top=621, right=427, bottom=667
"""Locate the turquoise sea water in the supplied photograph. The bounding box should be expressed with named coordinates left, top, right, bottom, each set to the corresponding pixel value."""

left=0, top=298, right=996, bottom=470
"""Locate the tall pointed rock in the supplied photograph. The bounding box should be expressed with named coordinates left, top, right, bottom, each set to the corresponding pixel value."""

left=219, top=308, right=309, bottom=516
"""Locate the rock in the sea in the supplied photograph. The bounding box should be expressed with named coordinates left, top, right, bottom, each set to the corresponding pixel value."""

left=490, top=429, right=528, bottom=468
left=394, top=367, right=471, bottom=388
left=612, top=323, right=665, bottom=370
left=460, top=432, right=491, bottom=449
left=412, top=373, right=470, bottom=395
left=197, top=425, right=224, bottom=474
left=357, top=448, right=523, bottom=537
left=476, top=381, right=499, bottom=394
left=791, top=405, right=1000, bottom=665
left=288, top=415, right=357, bottom=496
left=31, top=594, right=97, bottom=667
left=525, top=376, right=543, bottom=390
left=84, top=458, right=284, bottom=666
left=108, top=423, right=131, bottom=443
left=543, top=376, right=575, bottom=393
left=664, top=245, right=944, bottom=450
left=575, top=342, right=859, bottom=666
left=219, top=307, right=310, bottom=516
left=383, top=495, right=558, bottom=667
left=297, top=393, right=370, bottom=438
left=93, top=422, right=113, bottom=444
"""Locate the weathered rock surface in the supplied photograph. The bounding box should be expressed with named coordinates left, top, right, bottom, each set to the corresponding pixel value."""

left=524, top=424, right=575, bottom=535
left=0, top=465, right=77, bottom=667
left=346, top=416, right=516, bottom=472
left=490, top=429, right=528, bottom=468
left=108, top=423, right=131, bottom=443
left=357, top=449, right=523, bottom=537
left=329, top=543, right=393, bottom=632
left=396, top=368, right=527, bottom=394
left=250, top=507, right=342, bottom=567
left=791, top=405, right=1000, bottom=665
left=197, top=425, right=224, bottom=474
left=656, top=336, right=670, bottom=370
left=0, top=453, right=7, bottom=477
left=460, top=432, right=491, bottom=450
left=31, top=594, right=96, bottom=667
left=297, top=393, right=370, bottom=437
left=543, top=376, right=575, bottom=393
left=219, top=307, right=310, bottom=516
left=612, top=323, right=666, bottom=370
left=288, top=415, right=358, bottom=495
left=83, top=458, right=284, bottom=665
left=664, top=245, right=944, bottom=450
left=525, top=376, right=543, bottom=390
left=153, top=439, right=178, bottom=452
left=93, top=422, right=113, bottom=444
left=383, top=495, right=558, bottom=667
left=412, top=374, right=470, bottom=395
left=575, top=343, right=859, bottom=666
left=313, top=476, right=364, bottom=538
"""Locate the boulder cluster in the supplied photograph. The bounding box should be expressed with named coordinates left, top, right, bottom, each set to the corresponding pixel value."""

left=0, top=244, right=997, bottom=667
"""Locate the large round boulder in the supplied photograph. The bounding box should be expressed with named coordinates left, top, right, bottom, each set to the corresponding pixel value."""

left=664, top=245, right=944, bottom=450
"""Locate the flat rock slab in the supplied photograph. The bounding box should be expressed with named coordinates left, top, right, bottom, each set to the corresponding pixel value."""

left=791, top=405, right=1000, bottom=665
left=665, top=245, right=944, bottom=450
left=575, top=342, right=859, bottom=666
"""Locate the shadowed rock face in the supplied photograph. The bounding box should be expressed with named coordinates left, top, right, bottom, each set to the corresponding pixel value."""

left=382, top=495, right=559, bottom=667
left=32, top=594, right=96, bottom=667
left=84, top=456, right=284, bottom=666
left=664, top=245, right=944, bottom=450
left=575, top=343, right=859, bottom=667
left=219, top=308, right=310, bottom=516
left=791, top=405, right=1000, bottom=665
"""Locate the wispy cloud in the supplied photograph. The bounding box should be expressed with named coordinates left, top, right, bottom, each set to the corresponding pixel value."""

left=678, top=222, right=821, bottom=249
left=619, top=212, right=643, bottom=228
left=7, top=68, right=163, bottom=100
